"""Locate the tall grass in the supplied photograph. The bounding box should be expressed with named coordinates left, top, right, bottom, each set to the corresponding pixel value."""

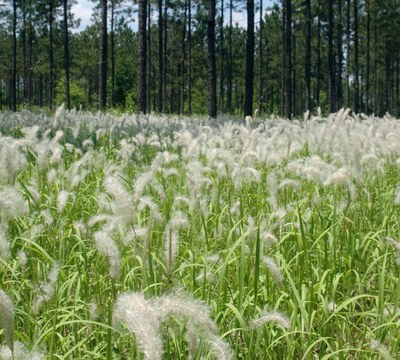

left=0, top=108, right=399, bottom=358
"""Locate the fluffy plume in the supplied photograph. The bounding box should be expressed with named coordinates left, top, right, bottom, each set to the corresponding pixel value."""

left=262, top=256, right=283, bottom=285
left=0, top=186, right=28, bottom=222
left=0, top=341, right=45, bottom=360
left=0, top=289, right=15, bottom=353
left=93, top=231, right=121, bottom=279
left=370, top=339, right=393, bottom=360
left=251, top=309, right=291, bottom=330
left=206, top=334, right=234, bottom=360
left=33, top=262, right=60, bottom=314
left=113, top=292, right=163, bottom=360
left=0, top=227, right=10, bottom=262
left=57, top=190, right=71, bottom=213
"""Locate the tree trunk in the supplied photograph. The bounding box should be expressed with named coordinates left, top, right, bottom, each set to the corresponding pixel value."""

left=187, top=0, right=192, bottom=114
left=258, top=0, right=263, bottom=114
left=147, top=0, right=151, bottom=112
left=158, top=0, right=163, bottom=113
left=219, top=0, right=224, bottom=113
left=12, top=0, right=17, bottom=111
left=99, top=0, right=107, bottom=110
left=163, top=0, right=168, bottom=113
left=284, top=0, right=292, bottom=119
left=365, top=0, right=370, bottom=114
left=353, top=0, right=359, bottom=113
left=110, top=0, right=116, bottom=107
left=345, top=0, right=350, bottom=108
left=227, top=0, right=233, bottom=113
left=207, top=0, right=217, bottom=118
left=373, top=5, right=377, bottom=113
left=316, top=0, right=321, bottom=107
left=22, top=2, right=27, bottom=102
left=28, top=0, right=33, bottom=106
left=336, top=0, right=342, bottom=110
left=63, top=0, right=71, bottom=110
left=244, top=0, right=254, bottom=117
left=328, top=0, right=334, bottom=113
left=305, top=0, right=311, bottom=112
left=49, top=0, right=54, bottom=111
left=137, top=0, right=148, bottom=113
left=179, top=1, right=187, bottom=114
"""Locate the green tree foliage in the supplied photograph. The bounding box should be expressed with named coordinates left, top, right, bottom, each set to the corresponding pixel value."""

left=0, top=0, right=400, bottom=117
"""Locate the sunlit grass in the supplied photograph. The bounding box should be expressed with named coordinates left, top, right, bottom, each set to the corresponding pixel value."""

left=0, top=109, right=399, bottom=359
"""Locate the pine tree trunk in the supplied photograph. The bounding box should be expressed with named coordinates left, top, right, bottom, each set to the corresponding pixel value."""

left=328, top=0, right=334, bottom=113
left=365, top=0, right=370, bottom=114
left=227, top=0, right=233, bottom=113
left=99, top=0, right=107, bottom=110
left=284, top=0, right=292, bottom=119
left=219, top=0, right=224, bottom=114
left=147, top=0, right=151, bottom=112
left=373, top=6, right=377, bottom=113
left=63, top=0, right=71, bottom=110
left=316, top=0, right=321, bottom=107
left=258, top=0, right=263, bottom=114
left=137, top=0, right=147, bottom=113
left=336, top=0, right=343, bottom=110
left=22, top=3, right=27, bottom=102
left=180, top=1, right=187, bottom=114
left=187, top=0, right=192, bottom=114
left=163, top=0, right=168, bottom=113
left=28, top=0, right=33, bottom=106
left=207, top=0, right=217, bottom=118
left=345, top=0, right=351, bottom=109
left=12, top=0, right=17, bottom=111
left=244, top=0, right=254, bottom=117
left=49, top=0, right=54, bottom=110
left=305, top=0, right=311, bottom=112
left=353, top=0, right=359, bottom=113
left=111, top=0, right=115, bottom=107
left=158, top=0, right=163, bottom=113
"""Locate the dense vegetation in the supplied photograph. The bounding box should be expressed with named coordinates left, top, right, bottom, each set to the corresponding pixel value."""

left=1, top=1, right=400, bottom=117
left=0, top=109, right=399, bottom=358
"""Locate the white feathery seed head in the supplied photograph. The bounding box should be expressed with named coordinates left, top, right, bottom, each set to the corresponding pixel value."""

left=165, top=227, right=179, bottom=275
left=0, top=341, right=45, bottom=360
left=113, top=292, right=163, bottom=360
left=370, top=339, right=393, bottom=360
left=394, top=186, right=400, bottom=205
left=0, top=289, right=15, bottom=353
left=251, top=309, right=291, bottom=330
left=206, top=334, right=234, bottom=360
left=0, top=186, right=28, bottom=222
left=386, top=237, right=400, bottom=252
left=33, top=262, right=60, bottom=314
left=93, top=231, right=121, bottom=279
left=0, top=226, right=10, bottom=262
left=17, top=251, right=27, bottom=269
left=57, top=190, right=71, bottom=213
left=262, top=256, right=283, bottom=285
left=326, top=301, right=337, bottom=313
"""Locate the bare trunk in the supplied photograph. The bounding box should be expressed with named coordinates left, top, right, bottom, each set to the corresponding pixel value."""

left=207, top=0, right=217, bottom=118
left=244, top=0, right=254, bottom=117
left=63, top=0, right=71, bottom=109
left=137, top=0, right=148, bottom=113
left=305, top=0, right=311, bottom=112
left=99, top=0, right=107, bottom=110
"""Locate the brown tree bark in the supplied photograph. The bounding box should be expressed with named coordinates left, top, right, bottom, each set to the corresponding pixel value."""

left=207, top=0, right=217, bottom=118
left=137, top=0, right=148, bottom=113
left=244, top=0, right=254, bottom=117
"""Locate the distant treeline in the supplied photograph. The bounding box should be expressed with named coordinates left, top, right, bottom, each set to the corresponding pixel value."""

left=0, top=0, right=399, bottom=118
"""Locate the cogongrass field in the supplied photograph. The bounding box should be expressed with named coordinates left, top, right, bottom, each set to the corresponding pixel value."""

left=0, top=108, right=399, bottom=359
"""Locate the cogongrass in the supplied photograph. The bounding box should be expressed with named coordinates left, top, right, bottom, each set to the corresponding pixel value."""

left=0, top=108, right=398, bottom=358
